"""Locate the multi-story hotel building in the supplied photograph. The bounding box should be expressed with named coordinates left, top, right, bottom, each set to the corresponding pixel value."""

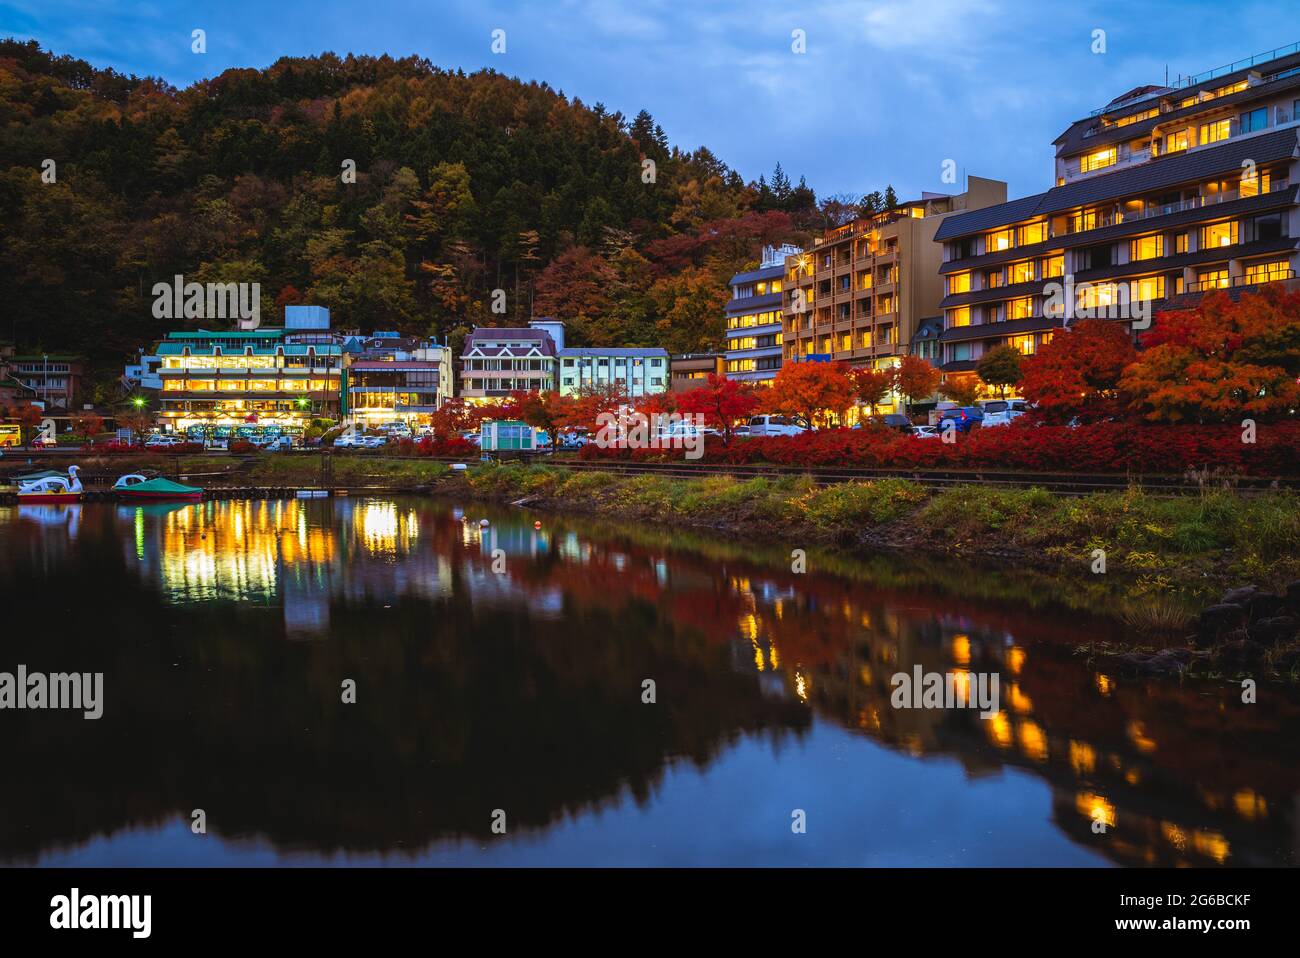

left=725, top=244, right=801, bottom=384
left=4, top=352, right=85, bottom=410
left=459, top=319, right=564, bottom=402
left=557, top=347, right=669, bottom=397
left=782, top=178, right=1008, bottom=382
left=342, top=331, right=453, bottom=427
left=934, top=43, right=1300, bottom=387
left=151, top=306, right=344, bottom=433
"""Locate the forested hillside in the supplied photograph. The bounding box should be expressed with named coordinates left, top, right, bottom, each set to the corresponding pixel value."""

left=0, top=39, right=826, bottom=398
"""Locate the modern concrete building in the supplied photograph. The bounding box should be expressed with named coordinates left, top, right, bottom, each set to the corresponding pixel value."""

left=933, top=42, right=1300, bottom=391
left=781, top=178, right=1008, bottom=382
left=5, top=352, right=85, bottom=410
left=725, top=243, right=801, bottom=385
left=342, top=331, right=454, bottom=427
left=459, top=320, right=563, bottom=402
left=557, top=347, right=669, bottom=397
left=148, top=306, right=344, bottom=434
left=669, top=352, right=725, bottom=393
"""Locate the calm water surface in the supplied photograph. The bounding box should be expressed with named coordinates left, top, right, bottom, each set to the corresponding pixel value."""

left=1, top=497, right=1297, bottom=867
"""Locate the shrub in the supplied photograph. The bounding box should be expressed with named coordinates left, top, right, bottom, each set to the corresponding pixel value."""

left=575, top=421, right=1300, bottom=476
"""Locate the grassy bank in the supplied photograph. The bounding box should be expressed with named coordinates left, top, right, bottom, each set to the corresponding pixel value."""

left=456, top=462, right=1300, bottom=608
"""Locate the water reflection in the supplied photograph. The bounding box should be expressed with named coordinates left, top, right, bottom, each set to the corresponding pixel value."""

left=0, top=498, right=1296, bottom=867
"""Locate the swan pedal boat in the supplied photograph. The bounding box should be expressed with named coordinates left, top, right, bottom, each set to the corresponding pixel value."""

left=113, top=474, right=204, bottom=501
left=17, top=466, right=83, bottom=504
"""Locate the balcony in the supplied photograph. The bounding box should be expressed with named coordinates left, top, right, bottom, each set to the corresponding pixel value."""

left=1063, top=179, right=1291, bottom=236
left=1188, top=267, right=1296, bottom=293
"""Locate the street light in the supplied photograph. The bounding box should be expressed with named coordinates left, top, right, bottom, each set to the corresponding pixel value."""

left=132, top=396, right=146, bottom=408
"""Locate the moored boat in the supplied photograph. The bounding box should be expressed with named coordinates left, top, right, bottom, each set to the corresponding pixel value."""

left=113, top=474, right=204, bottom=501
left=17, top=466, right=83, bottom=504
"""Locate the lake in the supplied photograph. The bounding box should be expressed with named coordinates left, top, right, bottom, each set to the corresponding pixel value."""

left=1, top=497, right=1296, bottom=866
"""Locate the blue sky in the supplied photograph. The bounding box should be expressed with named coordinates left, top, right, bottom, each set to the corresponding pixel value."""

left=3, top=0, right=1297, bottom=201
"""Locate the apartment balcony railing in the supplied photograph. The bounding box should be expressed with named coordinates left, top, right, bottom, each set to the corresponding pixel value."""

left=1062, top=180, right=1291, bottom=235
left=1188, top=268, right=1296, bottom=293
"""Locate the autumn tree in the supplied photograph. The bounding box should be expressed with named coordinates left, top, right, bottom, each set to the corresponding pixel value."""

left=893, top=355, right=941, bottom=413
left=1020, top=319, right=1136, bottom=421
left=1119, top=288, right=1300, bottom=423
left=764, top=360, right=855, bottom=428
left=677, top=374, right=759, bottom=445
left=515, top=390, right=577, bottom=447
left=71, top=410, right=104, bottom=440
left=850, top=368, right=894, bottom=417
left=976, top=344, right=1023, bottom=398
left=941, top=377, right=983, bottom=407
left=426, top=398, right=485, bottom=440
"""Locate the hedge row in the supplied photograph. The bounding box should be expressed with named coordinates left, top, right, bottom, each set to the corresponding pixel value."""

left=577, top=421, right=1300, bottom=476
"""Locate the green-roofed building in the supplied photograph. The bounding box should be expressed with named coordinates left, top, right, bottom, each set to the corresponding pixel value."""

left=132, top=306, right=345, bottom=434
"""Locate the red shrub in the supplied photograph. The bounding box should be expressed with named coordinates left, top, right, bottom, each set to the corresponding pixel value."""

left=573, top=422, right=1300, bottom=476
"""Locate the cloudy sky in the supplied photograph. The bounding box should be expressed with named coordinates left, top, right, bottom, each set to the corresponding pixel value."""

left=3, top=0, right=1296, bottom=201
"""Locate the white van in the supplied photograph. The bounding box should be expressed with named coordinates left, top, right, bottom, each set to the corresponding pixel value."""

left=980, top=400, right=1028, bottom=427
left=747, top=415, right=808, bottom=437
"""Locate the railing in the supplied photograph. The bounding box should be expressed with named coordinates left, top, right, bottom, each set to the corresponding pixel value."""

left=1188, top=269, right=1296, bottom=293
left=1062, top=180, right=1291, bottom=235
left=1088, top=40, right=1300, bottom=117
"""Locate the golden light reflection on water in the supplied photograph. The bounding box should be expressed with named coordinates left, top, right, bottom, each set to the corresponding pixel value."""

left=1078, top=792, right=1116, bottom=829
left=158, top=500, right=336, bottom=601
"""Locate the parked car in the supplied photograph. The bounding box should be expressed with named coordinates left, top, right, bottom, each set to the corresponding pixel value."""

left=875, top=413, right=914, bottom=433
left=730, top=425, right=750, bottom=439
left=980, top=399, right=1027, bottom=427
left=359, top=435, right=387, bottom=449
left=144, top=433, right=184, bottom=448
left=332, top=433, right=362, bottom=448
left=747, top=415, right=807, bottom=437
left=912, top=425, right=940, bottom=439
left=938, top=406, right=984, bottom=433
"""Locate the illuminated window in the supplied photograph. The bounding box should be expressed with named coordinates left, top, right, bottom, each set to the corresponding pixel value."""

left=1080, top=147, right=1117, bottom=172
left=1010, top=261, right=1035, bottom=284
left=1212, top=80, right=1248, bottom=98
left=1244, top=260, right=1290, bottom=284
left=1041, top=255, right=1064, bottom=278
left=1008, top=334, right=1036, bottom=354
left=1017, top=222, right=1047, bottom=245
left=1163, top=129, right=1190, bottom=154
left=1131, top=276, right=1164, bottom=301
left=1008, top=297, right=1034, bottom=320
left=1197, top=268, right=1229, bottom=290
left=947, top=306, right=971, bottom=328
left=860, top=272, right=874, bottom=290
left=1114, top=107, right=1158, bottom=128
left=1130, top=235, right=1163, bottom=260
left=947, top=271, right=971, bottom=294
left=1072, top=209, right=1098, bottom=232
left=1079, top=282, right=1120, bottom=311
left=1239, top=168, right=1271, bottom=198
left=860, top=330, right=873, bottom=348
left=1174, top=232, right=1188, bottom=254
left=1199, top=119, right=1230, bottom=145
left=770, top=280, right=783, bottom=293
left=1200, top=221, right=1238, bottom=248
left=985, top=269, right=1005, bottom=288
left=986, top=229, right=1014, bottom=252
